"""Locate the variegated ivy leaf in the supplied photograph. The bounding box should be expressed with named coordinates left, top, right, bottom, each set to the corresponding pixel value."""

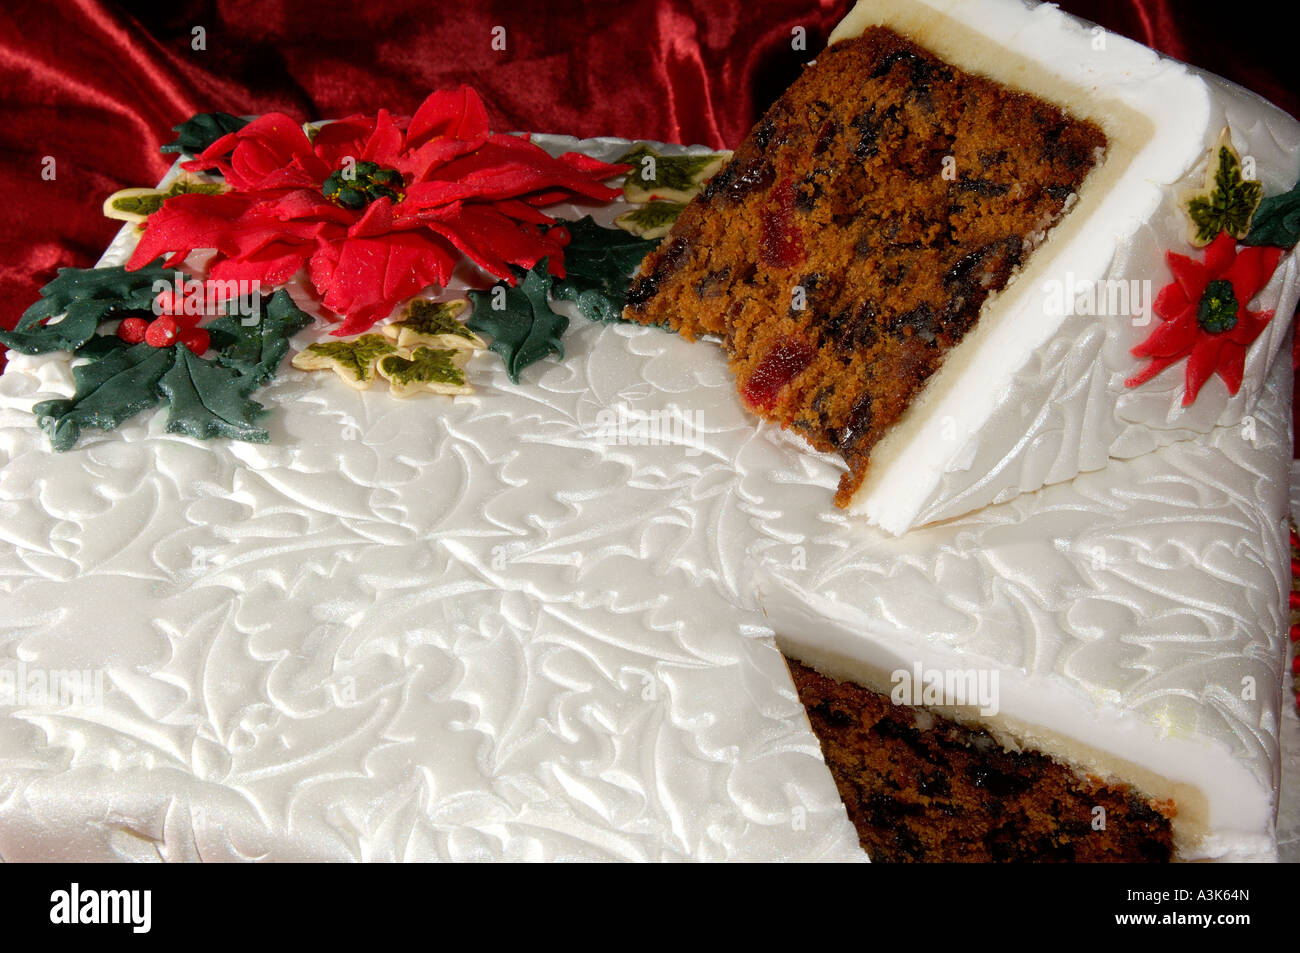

left=376, top=346, right=473, bottom=398
left=615, top=201, right=686, bottom=240
left=1183, top=129, right=1264, bottom=247
left=291, top=334, right=398, bottom=388
left=103, top=175, right=228, bottom=225
left=615, top=145, right=730, bottom=204
left=382, top=298, right=485, bottom=351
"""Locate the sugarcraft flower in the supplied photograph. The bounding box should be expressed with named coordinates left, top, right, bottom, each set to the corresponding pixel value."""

left=1126, top=231, right=1283, bottom=405
left=127, top=87, right=627, bottom=335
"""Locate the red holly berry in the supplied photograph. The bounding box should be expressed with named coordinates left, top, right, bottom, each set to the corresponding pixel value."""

left=179, top=327, right=210, bottom=356
left=1290, top=624, right=1300, bottom=642
left=1292, top=655, right=1300, bottom=676
left=145, top=316, right=180, bottom=348
left=117, top=317, right=149, bottom=344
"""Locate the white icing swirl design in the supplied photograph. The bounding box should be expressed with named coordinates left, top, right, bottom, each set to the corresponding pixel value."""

left=0, top=138, right=863, bottom=862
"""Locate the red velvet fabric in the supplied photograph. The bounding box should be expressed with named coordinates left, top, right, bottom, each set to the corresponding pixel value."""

left=2, top=0, right=1297, bottom=438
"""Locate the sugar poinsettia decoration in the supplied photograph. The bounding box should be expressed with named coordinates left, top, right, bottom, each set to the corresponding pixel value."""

left=1126, top=231, right=1283, bottom=405
left=126, top=87, right=627, bottom=335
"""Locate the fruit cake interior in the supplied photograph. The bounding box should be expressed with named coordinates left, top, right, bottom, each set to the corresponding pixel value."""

left=625, top=25, right=1106, bottom=505
left=787, top=659, right=1176, bottom=862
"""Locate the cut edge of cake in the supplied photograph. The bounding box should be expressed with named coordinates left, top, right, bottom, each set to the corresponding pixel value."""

left=750, top=348, right=1294, bottom=862
left=828, top=0, right=1214, bottom=533
left=769, top=611, right=1281, bottom=863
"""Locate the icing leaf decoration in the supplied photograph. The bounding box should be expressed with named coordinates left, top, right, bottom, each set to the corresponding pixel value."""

left=0, top=259, right=173, bottom=355
left=75, top=334, right=132, bottom=360
left=467, top=260, right=568, bottom=383
left=32, top=343, right=174, bottom=451
left=550, top=217, right=660, bottom=324
left=1184, top=131, right=1264, bottom=247
left=290, top=334, right=397, bottom=388
left=206, top=289, right=315, bottom=383
left=103, top=177, right=227, bottom=224
left=158, top=345, right=270, bottom=443
left=376, top=346, right=473, bottom=397
left=1243, top=178, right=1300, bottom=249
left=129, top=88, right=626, bottom=337
left=382, top=299, right=484, bottom=350
left=161, top=112, right=249, bottom=156
left=616, top=145, right=729, bottom=204
left=615, top=201, right=685, bottom=240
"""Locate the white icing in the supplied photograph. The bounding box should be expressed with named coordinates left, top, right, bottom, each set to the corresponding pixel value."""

left=751, top=351, right=1293, bottom=860
left=830, top=0, right=1300, bottom=535
left=0, top=127, right=1291, bottom=861
left=0, top=138, right=862, bottom=863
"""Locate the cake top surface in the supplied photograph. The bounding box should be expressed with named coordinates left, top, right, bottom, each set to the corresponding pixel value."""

left=0, top=136, right=869, bottom=862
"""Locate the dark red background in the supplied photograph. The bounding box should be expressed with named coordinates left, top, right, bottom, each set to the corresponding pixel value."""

left=2, top=0, right=1297, bottom=439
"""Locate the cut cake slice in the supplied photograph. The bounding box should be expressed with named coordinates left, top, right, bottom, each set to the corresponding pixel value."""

left=746, top=350, right=1294, bottom=861
left=626, top=0, right=1300, bottom=534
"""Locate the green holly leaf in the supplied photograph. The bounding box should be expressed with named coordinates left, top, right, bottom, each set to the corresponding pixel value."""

left=32, top=343, right=175, bottom=451
left=161, top=112, right=249, bottom=156
left=1185, top=142, right=1264, bottom=246
left=206, top=289, right=314, bottom=383
left=467, top=260, right=568, bottom=383
left=550, top=217, right=660, bottom=324
left=614, top=201, right=686, bottom=240
left=158, top=345, right=269, bottom=443
left=615, top=145, right=728, bottom=203
left=1244, top=179, right=1300, bottom=249
left=290, top=333, right=398, bottom=388
left=74, top=334, right=132, bottom=361
left=0, top=259, right=172, bottom=355
left=376, top=346, right=473, bottom=397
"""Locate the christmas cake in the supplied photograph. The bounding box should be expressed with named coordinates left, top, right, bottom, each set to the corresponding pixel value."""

left=1, top=0, right=1298, bottom=862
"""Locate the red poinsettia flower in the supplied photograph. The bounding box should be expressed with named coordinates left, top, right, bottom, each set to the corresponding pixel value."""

left=1125, top=231, right=1283, bottom=405
left=126, top=88, right=627, bottom=335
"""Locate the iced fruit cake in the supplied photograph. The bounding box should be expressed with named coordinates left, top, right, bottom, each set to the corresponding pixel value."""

left=625, top=24, right=1107, bottom=508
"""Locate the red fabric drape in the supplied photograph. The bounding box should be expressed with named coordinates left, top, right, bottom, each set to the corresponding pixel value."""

left=2, top=0, right=1297, bottom=439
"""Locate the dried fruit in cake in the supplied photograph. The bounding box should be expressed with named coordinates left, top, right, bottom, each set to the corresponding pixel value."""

left=786, top=659, right=1175, bottom=862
